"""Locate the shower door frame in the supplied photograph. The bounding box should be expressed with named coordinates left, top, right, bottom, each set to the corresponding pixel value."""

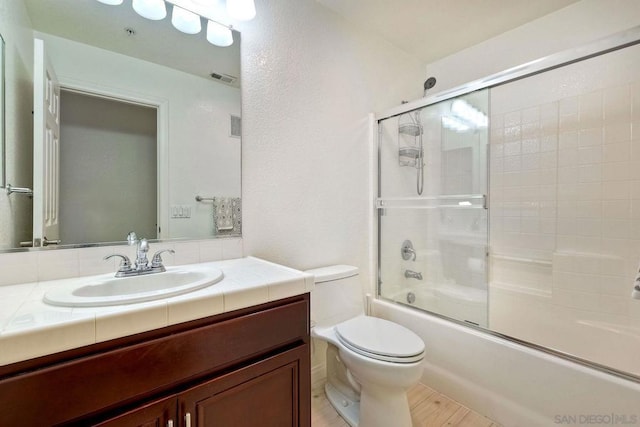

left=374, top=25, right=640, bottom=384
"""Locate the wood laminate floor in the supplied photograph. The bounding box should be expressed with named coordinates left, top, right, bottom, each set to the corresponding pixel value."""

left=311, top=376, right=501, bottom=427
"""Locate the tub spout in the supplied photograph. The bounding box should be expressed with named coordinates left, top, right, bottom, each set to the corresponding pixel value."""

left=405, top=270, right=423, bottom=280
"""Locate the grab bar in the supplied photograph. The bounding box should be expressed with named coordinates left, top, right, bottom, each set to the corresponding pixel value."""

left=6, top=184, right=33, bottom=197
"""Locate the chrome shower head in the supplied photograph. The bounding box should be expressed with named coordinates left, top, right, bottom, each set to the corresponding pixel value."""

left=423, top=77, right=436, bottom=96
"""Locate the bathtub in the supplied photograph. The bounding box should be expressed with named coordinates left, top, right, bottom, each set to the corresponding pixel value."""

left=490, top=281, right=640, bottom=378
left=371, top=298, right=640, bottom=427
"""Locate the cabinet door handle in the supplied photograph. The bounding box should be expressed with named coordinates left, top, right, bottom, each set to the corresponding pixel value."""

left=167, top=420, right=174, bottom=427
left=185, top=412, right=191, bottom=427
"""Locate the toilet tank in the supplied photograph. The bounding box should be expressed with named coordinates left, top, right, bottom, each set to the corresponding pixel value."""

left=305, top=265, right=363, bottom=328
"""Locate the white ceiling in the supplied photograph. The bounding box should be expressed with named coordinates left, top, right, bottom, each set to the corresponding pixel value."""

left=317, top=0, right=581, bottom=64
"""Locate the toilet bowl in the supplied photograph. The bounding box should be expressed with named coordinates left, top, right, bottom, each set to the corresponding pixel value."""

left=307, top=265, right=425, bottom=427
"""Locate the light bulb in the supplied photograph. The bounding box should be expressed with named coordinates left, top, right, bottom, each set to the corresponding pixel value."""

left=226, top=0, right=256, bottom=21
left=207, top=20, right=233, bottom=47
left=171, top=5, right=202, bottom=34
left=96, top=0, right=124, bottom=5
left=132, top=0, right=167, bottom=20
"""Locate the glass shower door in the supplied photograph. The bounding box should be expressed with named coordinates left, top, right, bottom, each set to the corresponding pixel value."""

left=377, top=89, right=489, bottom=327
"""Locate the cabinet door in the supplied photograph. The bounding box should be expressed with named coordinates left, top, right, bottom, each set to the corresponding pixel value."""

left=180, top=345, right=309, bottom=427
left=92, top=396, right=177, bottom=427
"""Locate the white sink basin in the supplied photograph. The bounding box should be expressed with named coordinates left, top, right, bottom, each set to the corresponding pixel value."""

left=43, top=266, right=224, bottom=307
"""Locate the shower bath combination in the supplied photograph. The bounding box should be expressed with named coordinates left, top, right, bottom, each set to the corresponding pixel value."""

left=379, top=27, right=640, bottom=390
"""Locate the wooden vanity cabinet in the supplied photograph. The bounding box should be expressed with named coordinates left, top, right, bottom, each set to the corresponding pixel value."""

left=0, top=294, right=311, bottom=427
left=179, top=346, right=304, bottom=427
left=97, top=346, right=305, bottom=427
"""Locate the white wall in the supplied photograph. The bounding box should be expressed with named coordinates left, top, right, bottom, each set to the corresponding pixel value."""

left=238, top=0, right=425, bottom=290
left=0, top=0, right=34, bottom=248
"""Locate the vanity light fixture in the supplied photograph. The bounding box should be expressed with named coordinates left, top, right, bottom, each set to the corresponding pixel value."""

left=132, top=0, right=167, bottom=20
left=207, top=20, right=234, bottom=47
left=171, top=5, right=202, bottom=34
left=95, top=0, right=250, bottom=47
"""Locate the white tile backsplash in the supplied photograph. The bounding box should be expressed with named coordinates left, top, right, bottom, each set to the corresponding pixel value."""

left=37, top=249, right=80, bottom=281
left=0, top=238, right=243, bottom=287
left=0, top=252, right=39, bottom=286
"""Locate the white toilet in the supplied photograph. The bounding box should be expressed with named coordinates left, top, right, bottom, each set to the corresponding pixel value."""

left=307, top=265, right=425, bottom=427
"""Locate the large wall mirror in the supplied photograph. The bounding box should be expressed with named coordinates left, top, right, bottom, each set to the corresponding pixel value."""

left=0, top=0, right=241, bottom=250
left=0, top=33, right=4, bottom=190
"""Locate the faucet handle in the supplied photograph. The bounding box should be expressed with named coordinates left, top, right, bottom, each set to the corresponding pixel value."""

left=127, top=231, right=138, bottom=246
left=401, top=240, right=417, bottom=261
left=104, top=254, right=133, bottom=274
left=151, top=249, right=175, bottom=268
left=138, top=238, right=149, bottom=253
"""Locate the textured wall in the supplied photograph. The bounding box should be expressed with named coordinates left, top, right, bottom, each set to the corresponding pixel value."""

left=239, top=0, right=425, bottom=287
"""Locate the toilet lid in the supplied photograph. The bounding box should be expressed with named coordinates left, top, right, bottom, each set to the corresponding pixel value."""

left=335, top=316, right=425, bottom=363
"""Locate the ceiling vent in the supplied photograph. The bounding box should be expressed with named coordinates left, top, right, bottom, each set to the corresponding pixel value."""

left=210, top=72, right=237, bottom=85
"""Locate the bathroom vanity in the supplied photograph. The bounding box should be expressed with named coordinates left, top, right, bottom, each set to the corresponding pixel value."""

left=0, top=257, right=312, bottom=426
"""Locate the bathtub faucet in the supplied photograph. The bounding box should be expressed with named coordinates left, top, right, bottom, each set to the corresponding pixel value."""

left=404, top=270, right=423, bottom=280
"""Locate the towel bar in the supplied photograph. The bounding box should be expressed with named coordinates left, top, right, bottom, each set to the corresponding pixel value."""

left=6, top=184, right=33, bottom=197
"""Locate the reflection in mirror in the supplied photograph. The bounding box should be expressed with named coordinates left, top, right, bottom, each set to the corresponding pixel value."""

left=0, top=0, right=241, bottom=250
left=59, top=91, right=158, bottom=244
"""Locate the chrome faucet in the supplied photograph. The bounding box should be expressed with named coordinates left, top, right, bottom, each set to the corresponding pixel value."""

left=104, top=232, right=175, bottom=277
left=404, top=270, right=423, bottom=280
left=129, top=232, right=150, bottom=270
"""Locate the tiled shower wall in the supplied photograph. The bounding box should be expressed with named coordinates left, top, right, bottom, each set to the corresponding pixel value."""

left=489, top=44, right=640, bottom=332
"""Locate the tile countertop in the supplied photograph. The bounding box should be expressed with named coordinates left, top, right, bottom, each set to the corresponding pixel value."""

left=0, top=256, right=314, bottom=367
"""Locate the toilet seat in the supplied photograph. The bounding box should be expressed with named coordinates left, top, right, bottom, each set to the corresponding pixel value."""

left=335, top=316, right=425, bottom=364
